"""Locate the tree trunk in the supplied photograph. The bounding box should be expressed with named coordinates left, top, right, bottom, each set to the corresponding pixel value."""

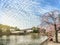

left=54, top=24, right=58, bottom=42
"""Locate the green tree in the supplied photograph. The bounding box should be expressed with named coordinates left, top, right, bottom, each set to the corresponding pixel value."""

left=32, top=27, right=39, bottom=33
left=0, top=29, right=2, bottom=35
left=5, top=29, right=11, bottom=35
left=15, top=27, right=20, bottom=31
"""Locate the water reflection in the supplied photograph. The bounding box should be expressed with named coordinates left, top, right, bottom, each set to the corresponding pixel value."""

left=31, top=33, right=40, bottom=39
left=0, top=36, right=3, bottom=45
left=0, top=36, right=10, bottom=45
left=0, top=34, right=45, bottom=45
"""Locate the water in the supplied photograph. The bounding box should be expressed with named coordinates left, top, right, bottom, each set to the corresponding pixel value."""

left=0, top=34, right=47, bottom=45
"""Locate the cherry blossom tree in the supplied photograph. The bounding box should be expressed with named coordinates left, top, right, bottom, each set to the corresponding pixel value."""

left=40, top=10, right=60, bottom=42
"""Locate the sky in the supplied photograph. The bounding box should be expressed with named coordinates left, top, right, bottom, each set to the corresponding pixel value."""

left=0, top=0, right=60, bottom=29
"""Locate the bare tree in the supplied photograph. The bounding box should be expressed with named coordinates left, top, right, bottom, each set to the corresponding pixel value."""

left=40, top=10, right=60, bottom=42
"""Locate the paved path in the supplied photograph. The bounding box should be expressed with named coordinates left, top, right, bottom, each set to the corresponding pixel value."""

left=48, top=41, right=60, bottom=45
left=48, top=33, right=60, bottom=45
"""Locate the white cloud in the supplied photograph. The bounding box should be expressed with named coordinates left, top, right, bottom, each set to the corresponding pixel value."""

left=0, top=0, right=59, bottom=29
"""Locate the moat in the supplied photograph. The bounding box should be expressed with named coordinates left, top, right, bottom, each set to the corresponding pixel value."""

left=0, top=34, right=48, bottom=45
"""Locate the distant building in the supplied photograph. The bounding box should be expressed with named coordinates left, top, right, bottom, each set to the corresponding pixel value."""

left=10, top=28, right=15, bottom=32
